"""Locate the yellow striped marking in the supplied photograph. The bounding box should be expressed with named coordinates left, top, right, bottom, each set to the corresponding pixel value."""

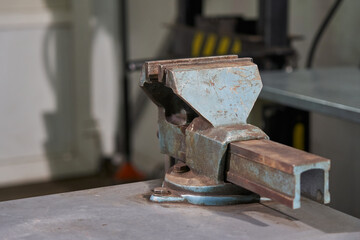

left=216, top=36, right=231, bottom=55
left=231, top=39, right=242, bottom=54
left=202, top=33, right=217, bottom=56
left=191, top=31, right=204, bottom=57
left=293, top=123, right=305, bottom=150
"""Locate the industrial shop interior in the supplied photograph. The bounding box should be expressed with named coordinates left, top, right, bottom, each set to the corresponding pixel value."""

left=0, top=1, right=360, bottom=239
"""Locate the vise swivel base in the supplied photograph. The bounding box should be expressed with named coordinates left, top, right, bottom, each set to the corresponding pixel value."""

left=140, top=55, right=330, bottom=209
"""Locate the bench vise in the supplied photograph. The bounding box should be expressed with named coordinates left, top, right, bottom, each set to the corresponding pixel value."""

left=140, top=55, right=330, bottom=209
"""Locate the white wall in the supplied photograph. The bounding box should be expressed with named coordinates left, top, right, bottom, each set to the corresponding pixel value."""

left=0, top=0, right=178, bottom=185
left=0, top=0, right=101, bottom=186
left=91, top=0, right=119, bottom=156
left=0, top=1, right=74, bottom=186
left=289, top=0, right=360, bottom=68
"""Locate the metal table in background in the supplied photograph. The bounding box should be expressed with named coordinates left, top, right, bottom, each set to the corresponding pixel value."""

left=0, top=180, right=359, bottom=239
left=260, top=67, right=360, bottom=123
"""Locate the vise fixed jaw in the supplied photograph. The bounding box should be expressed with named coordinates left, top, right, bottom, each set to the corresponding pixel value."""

left=140, top=55, right=330, bottom=209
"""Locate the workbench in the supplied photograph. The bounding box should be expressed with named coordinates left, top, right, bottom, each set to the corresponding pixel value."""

left=1, top=180, right=359, bottom=239
left=260, top=67, right=360, bottom=123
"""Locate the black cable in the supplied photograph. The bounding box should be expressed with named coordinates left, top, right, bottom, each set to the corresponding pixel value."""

left=306, top=0, right=344, bottom=68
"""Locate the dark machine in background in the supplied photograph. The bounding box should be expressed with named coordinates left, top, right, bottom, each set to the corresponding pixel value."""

left=172, top=0, right=296, bottom=69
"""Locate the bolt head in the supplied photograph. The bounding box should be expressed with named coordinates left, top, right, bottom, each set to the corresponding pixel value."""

left=173, top=162, right=190, bottom=173
left=153, top=187, right=170, bottom=195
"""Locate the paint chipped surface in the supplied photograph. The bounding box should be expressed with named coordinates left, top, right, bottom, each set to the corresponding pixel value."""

left=167, top=65, right=262, bottom=127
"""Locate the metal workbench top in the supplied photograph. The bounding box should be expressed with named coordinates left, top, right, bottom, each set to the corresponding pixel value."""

left=260, top=67, right=360, bottom=123
left=1, top=180, right=359, bottom=239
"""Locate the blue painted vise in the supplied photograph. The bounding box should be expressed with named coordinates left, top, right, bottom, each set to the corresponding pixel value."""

left=140, top=55, right=330, bottom=208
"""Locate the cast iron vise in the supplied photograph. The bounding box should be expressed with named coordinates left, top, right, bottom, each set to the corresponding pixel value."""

left=140, top=55, right=330, bottom=209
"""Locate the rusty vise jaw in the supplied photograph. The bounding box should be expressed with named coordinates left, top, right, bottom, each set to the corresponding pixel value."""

left=140, top=55, right=330, bottom=209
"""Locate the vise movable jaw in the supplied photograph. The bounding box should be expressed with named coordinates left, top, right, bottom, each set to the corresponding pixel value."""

left=140, top=55, right=330, bottom=208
